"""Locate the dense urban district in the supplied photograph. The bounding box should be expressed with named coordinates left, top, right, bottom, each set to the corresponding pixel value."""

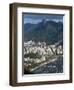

left=24, top=40, right=63, bottom=74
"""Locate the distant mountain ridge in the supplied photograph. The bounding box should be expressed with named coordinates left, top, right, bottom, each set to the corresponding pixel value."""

left=24, top=19, right=63, bottom=45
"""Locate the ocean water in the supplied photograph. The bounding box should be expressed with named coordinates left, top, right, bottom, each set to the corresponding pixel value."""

left=32, top=56, right=63, bottom=74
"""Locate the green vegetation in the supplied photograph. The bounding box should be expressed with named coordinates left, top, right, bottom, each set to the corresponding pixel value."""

left=24, top=20, right=63, bottom=45
left=24, top=52, right=42, bottom=59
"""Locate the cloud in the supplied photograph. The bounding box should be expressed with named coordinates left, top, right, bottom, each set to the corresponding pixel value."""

left=24, top=18, right=42, bottom=24
left=24, top=14, right=63, bottom=24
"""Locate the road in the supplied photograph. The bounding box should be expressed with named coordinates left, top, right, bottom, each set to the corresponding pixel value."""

left=30, top=55, right=63, bottom=72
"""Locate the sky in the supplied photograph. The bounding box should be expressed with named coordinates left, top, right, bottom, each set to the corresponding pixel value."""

left=23, top=14, right=63, bottom=24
